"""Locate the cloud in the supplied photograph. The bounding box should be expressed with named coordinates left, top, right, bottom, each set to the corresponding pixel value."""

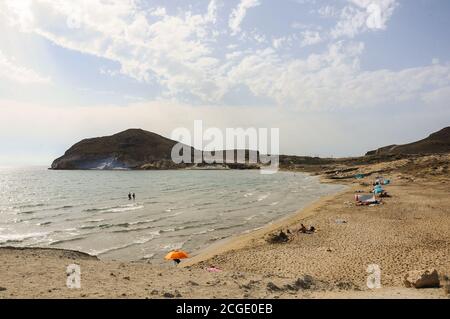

left=300, top=30, right=323, bottom=47
left=1, top=0, right=225, bottom=100
left=421, top=86, right=450, bottom=108
left=229, top=0, right=261, bottom=35
left=318, top=5, right=338, bottom=18
left=0, top=50, right=51, bottom=84
left=331, top=0, right=398, bottom=38
left=227, top=42, right=450, bottom=109
left=1, top=0, right=448, bottom=113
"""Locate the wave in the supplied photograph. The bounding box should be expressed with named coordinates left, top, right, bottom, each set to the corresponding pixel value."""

left=90, top=232, right=161, bottom=255
left=13, top=203, right=45, bottom=209
left=213, top=223, right=247, bottom=231
left=208, top=235, right=228, bottom=242
left=17, top=210, right=36, bottom=215
left=270, top=201, right=279, bottom=206
left=0, top=231, right=50, bottom=244
left=49, top=236, right=87, bottom=245
left=86, top=218, right=105, bottom=223
left=192, top=228, right=216, bottom=235
left=81, top=219, right=158, bottom=233
left=245, top=214, right=258, bottom=221
left=110, top=225, right=157, bottom=234
left=160, top=241, right=186, bottom=251
left=37, top=221, right=52, bottom=226
left=84, top=204, right=144, bottom=214
left=55, top=205, right=74, bottom=210
left=140, top=253, right=155, bottom=260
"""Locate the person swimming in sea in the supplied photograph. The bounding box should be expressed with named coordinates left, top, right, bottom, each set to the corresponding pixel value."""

left=128, top=192, right=132, bottom=200
left=132, top=193, right=136, bottom=200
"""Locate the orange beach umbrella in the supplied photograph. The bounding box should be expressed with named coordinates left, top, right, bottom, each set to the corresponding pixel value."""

left=164, top=250, right=189, bottom=260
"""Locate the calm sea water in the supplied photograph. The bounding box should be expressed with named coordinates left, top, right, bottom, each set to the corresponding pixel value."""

left=0, top=167, right=344, bottom=262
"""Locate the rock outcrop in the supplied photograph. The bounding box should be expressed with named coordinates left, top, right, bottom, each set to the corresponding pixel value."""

left=51, top=129, right=194, bottom=170
left=366, top=127, right=450, bottom=156
left=403, top=269, right=440, bottom=288
left=51, top=129, right=262, bottom=170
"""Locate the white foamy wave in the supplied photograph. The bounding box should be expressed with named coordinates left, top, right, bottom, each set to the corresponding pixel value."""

left=90, top=231, right=160, bottom=255
left=245, top=214, right=258, bottom=221
left=161, top=241, right=185, bottom=251
left=85, top=204, right=144, bottom=214
left=257, top=194, right=270, bottom=201
left=37, top=221, right=52, bottom=226
left=244, top=193, right=253, bottom=197
left=192, top=228, right=215, bottom=235
left=270, top=201, right=279, bottom=206
left=102, top=204, right=144, bottom=213
left=0, top=231, right=50, bottom=244
left=86, top=218, right=105, bottom=223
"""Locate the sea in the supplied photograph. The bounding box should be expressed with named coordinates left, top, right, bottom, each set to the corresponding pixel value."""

left=0, top=167, right=344, bottom=262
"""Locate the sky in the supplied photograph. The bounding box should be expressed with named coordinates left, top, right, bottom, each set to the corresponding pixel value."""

left=0, top=0, right=449, bottom=165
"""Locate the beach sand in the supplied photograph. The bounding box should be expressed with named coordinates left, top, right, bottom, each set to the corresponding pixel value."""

left=1, top=154, right=449, bottom=298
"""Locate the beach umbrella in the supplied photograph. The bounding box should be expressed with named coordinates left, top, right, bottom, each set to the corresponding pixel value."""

left=164, top=250, right=189, bottom=260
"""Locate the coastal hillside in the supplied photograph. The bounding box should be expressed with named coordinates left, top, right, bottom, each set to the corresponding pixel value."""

left=365, top=126, right=450, bottom=156
left=51, top=129, right=192, bottom=169
left=51, top=129, right=260, bottom=170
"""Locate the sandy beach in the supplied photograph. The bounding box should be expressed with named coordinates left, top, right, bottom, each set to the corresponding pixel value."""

left=1, top=154, right=449, bottom=299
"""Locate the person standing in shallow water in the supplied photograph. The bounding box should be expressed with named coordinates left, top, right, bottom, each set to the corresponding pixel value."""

left=128, top=193, right=132, bottom=200
left=132, top=193, right=136, bottom=200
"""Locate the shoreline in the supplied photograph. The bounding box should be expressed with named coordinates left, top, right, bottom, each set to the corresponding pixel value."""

left=182, top=181, right=350, bottom=267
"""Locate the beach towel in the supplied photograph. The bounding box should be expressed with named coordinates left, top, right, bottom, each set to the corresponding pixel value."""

left=374, top=188, right=384, bottom=194
left=206, top=267, right=221, bottom=273
left=355, top=194, right=376, bottom=203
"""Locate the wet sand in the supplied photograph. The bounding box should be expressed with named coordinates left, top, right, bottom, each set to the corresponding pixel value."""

left=1, top=154, right=449, bottom=298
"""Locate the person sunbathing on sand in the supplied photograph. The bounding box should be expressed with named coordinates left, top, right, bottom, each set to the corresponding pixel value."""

left=298, top=224, right=316, bottom=234
left=298, top=224, right=308, bottom=233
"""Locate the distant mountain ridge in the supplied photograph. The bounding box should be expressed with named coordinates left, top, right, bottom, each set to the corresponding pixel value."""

left=51, top=126, right=450, bottom=170
left=365, top=127, right=450, bottom=156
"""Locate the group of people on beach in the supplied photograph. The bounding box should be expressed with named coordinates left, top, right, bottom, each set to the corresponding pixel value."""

left=128, top=192, right=136, bottom=200
left=270, top=223, right=317, bottom=243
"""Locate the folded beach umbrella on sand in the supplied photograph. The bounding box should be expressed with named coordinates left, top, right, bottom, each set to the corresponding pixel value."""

left=165, top=250, right=189, bottom=260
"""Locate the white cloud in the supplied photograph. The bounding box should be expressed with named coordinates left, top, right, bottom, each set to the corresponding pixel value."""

left=229, top=0, right=261, bottom=35
left=300, top=30, right=323, bottom=47
left=331, top=0, right=398, bottom=38
left=150, top=7, right=167, bottom=17
left=421, top=86, right=450, bottom=107
left=205, top=0, right=219, bottom=23
left=0, top=50, right=51, bottom=84
left=1, top=0, right=448, bottom=114
left=227, top=42, right=450, bottom=109
left=1, top=0, right=225, bottom=100
left=318, top=5, right=338, bottom=18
